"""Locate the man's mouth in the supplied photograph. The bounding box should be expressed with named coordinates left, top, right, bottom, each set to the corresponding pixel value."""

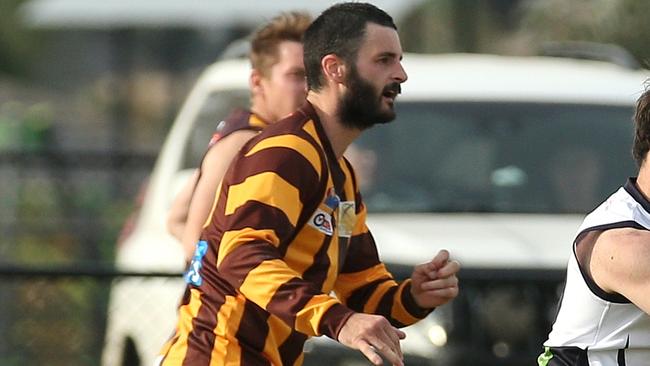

left=382, top=83, right=401, bottom=100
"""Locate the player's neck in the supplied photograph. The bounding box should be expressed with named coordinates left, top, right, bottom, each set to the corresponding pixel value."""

left=636, top=163, right=650, bottom=201
left=307, top=93, right=361, bottom=159
left=249, top=102, right=273, bottom=125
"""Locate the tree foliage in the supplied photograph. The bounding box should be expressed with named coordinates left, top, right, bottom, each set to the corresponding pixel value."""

left=401, top=0, right=650, bottom=68
left=0, top=0, right=42, bottom=77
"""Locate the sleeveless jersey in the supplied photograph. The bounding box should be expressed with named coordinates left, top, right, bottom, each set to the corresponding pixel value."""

left=208, top=108, right=267, bottom=148
left=540, top=178, right=650, bottom=366
left=191, top=109, right=268, bottom=188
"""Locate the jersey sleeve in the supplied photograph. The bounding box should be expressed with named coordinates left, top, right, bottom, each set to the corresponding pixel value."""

left=208, top=134, right=355, bottom=339
left=333, top=197, right=432, bottom=327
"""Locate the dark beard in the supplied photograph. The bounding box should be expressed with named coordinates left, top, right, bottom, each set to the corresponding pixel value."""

left=338, top=65, right=400, bottom=130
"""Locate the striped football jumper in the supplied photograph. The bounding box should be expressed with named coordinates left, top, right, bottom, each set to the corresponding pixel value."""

left=539, top=178, right=650, bottom=366
left=159, top=102, right=431, bottom=365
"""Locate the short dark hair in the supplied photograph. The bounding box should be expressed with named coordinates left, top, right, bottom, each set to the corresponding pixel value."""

left=303, top=2, right=396, bottom=91
left=250, top=11, right=312, bottom=77
left=633, top=83, right=650, bottom=166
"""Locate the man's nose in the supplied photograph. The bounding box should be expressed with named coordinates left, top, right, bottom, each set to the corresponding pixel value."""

left=394, top=63, right=407, bottom=83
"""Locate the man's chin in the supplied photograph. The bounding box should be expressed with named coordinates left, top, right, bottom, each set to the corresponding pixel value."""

left=377, top=108, right=396, bottom=124
left=364, top=114, right=395, bottom=128
left=377, top=115, right=396, bottom=125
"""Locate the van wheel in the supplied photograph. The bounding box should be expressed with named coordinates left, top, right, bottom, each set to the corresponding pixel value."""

left=121, top=337, right=141, bottom=366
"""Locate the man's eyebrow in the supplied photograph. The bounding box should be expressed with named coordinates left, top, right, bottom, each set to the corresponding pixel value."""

left=288, top=66, right=305, bottom=72
left=377, top=51, right=402, bottom=61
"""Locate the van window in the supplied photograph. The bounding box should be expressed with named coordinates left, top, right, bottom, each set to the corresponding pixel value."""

left=182, top=89, right=249, bottom=169
left=353, top=102, right=636, bottom=214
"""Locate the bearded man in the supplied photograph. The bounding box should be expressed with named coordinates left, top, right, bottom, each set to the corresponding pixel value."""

left=158, top=3, right=460, bottom=366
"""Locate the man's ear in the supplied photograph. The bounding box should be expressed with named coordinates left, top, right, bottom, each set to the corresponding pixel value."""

left=321, top=54, right=346, bottom=84
left=249, top=69, right=264, bottom=95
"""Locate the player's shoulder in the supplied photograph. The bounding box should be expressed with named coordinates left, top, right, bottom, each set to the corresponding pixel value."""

left=599, top=226, right=650, bottom=244
left=204, top=129, right=257, bottom=158
left=242, top=127, right=325, bottom=183
left=253, top=112, right=323, bottom=153
left=593, top=226, right=650, bottom=299
left=596, top=227, right=650, bottom=266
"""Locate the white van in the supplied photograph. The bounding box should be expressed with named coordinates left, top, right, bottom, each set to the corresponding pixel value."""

left=102, top=52, right=650, bottom=366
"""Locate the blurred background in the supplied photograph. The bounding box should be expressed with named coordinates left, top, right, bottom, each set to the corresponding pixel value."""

left=1, top=0, right=650, bottom=365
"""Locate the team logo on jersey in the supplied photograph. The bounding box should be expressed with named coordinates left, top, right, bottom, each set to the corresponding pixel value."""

left=325, top=188, right=340, bottom=209
left=184, top=240, right=208, bottom=286
left=308, top=208, right=333, bottom=236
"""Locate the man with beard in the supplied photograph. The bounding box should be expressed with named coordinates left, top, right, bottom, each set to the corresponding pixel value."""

left=157, top=3, right=460, bottom=366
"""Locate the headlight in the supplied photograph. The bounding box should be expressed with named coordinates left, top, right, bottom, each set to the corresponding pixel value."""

left=427, top=324, right=448, bottom=347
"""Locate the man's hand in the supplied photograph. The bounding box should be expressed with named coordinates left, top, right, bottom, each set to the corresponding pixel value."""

left=337, top=313, right=406, bottom=366
left=411, top=249, right=460, bottom=309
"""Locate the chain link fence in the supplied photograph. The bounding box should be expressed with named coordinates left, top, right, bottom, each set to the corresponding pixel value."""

left=0, top=147, right=154, bottom=365
left=0, top=264, right=564, bottom=366
left=0, top=149, right=154, bottom=261
left=0, top=266, right=181, bottom=366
